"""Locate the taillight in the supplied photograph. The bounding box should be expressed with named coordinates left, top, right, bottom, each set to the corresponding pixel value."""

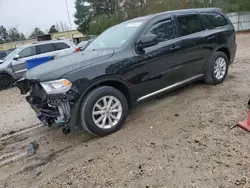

left=75, top=47, right=80, bottom=52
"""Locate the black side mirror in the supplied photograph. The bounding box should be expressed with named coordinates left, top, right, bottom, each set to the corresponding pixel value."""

left=137, top=34, right=158, bottom=50
left=13, top=54, right=20, bottom=60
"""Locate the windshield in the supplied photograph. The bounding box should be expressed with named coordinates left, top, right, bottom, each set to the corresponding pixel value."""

left=86, top=21, right=143, bottom=50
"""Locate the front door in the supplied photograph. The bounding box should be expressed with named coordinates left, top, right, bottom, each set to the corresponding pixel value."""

left=134, top=16, right=186, bottom=99
left=11, top=46, right=38, bottom=79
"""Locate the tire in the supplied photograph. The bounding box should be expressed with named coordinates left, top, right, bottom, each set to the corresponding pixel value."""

left=0, top=74, right=13, bottom=90
left=80, top=86, right=128, bottom=136
left=204, top=51, right=229, bottom=85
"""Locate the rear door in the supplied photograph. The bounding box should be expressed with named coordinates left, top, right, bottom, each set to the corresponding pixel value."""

left=36, top=43, right=56, bottom=58
left=174, top=13, right=212, bottom=78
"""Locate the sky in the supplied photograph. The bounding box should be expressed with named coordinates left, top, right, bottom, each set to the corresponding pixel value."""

left=0, top=0, right=77, bottom=36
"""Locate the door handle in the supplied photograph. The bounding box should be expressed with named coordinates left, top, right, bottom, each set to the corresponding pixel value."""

left=170, top=46, right=181, bottom=51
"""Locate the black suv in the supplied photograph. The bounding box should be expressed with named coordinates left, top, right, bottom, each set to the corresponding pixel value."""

left=17, top=8, right=236, bottom=136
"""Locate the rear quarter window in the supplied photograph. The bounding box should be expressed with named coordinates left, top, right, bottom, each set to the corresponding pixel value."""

left=202, top=12, right=229, bottom=27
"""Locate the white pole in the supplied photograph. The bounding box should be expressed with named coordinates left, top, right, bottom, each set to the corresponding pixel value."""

left=65, top=0, right=72, bottom=30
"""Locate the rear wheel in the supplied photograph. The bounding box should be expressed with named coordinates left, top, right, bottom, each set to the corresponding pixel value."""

left=205, top=51, right=229, bottom=85
left=80, top=86, right=128, bottom=136
left=0, top=74, right=13, bottom=90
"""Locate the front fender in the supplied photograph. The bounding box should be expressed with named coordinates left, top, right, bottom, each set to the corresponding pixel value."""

left=67, top=75, right=134, bottom=129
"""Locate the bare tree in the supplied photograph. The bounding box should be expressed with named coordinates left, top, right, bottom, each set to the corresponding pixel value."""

left=55, top=21, right=70, bottom=32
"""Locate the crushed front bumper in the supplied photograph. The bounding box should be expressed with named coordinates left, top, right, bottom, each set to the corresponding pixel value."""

left=26, top=94, right=72, bottom=125
left=16, top=79, right=79, bottom=126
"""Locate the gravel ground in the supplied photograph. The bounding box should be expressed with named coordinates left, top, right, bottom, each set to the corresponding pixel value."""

left=1, top=34, right=250, bottom=188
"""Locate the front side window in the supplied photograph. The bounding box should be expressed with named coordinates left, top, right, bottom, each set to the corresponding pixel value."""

left=177, top=15, right=205, bottom=36
left=37, top=44, right=54, bottom=54
left=54, top=42, right=70, bottom=50
left=202, top=12, right=228, bottom=27
left=146, top=18, right=174, bottom=42
left=19, top=47, right=36, bottom=58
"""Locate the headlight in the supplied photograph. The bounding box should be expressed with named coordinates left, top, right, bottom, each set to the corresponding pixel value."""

left=40, top=79, right=72, bottom=94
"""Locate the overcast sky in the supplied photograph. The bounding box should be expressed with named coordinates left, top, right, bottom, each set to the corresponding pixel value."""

left=0, top=0, right=77, bottom=36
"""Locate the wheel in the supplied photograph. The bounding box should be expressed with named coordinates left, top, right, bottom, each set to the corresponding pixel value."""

left=80, top=86, right=128, bottom=136
left=204, top=51, right=229, bottom=85
left=0, top=74, right=13, bottom=90
left=62, top=127, right=71, bottom=135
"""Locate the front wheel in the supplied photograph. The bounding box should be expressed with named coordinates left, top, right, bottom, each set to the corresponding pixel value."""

left=204, top=52, right=229, bottom=85
left=80, top=86, right=128, bottom=136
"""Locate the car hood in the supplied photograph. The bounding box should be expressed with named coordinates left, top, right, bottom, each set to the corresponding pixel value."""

left=25, top=49, right=114, bottom=81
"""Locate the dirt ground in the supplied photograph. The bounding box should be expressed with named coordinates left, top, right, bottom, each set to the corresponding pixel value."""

left=1, top=34, right=250, bottom=188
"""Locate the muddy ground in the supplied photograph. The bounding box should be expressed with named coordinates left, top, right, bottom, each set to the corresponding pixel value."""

left=1, top=34, right=250, bottom=188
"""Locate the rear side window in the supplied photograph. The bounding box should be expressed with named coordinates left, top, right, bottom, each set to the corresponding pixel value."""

left=202, top=12, right=228, bottom=27
left=19, top=47, right=36, bottom=58
left=37, top=44, right=54, bottom=54
left=177, top=15, right=205, bottom=36
left=146, top=18, right=174, bottom=42
left=54, top=42, right=70, bottom=50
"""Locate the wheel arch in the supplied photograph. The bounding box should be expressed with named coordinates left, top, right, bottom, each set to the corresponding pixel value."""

left=85, top=77, right=134, bottom=108
left=68, top=77, right=134, bottom=128
left=215, top=47, right=231, bottom=63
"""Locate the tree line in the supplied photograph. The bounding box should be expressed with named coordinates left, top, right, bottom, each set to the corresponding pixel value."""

left=74, top=0, right=250, bottom=35
left=0, top=21, right=70, bottom=44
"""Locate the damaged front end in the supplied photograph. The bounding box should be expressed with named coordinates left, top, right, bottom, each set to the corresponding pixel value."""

left=16, top=78, right=79, bottom=127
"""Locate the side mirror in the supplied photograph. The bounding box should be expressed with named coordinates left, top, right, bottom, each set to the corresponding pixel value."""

left=137, top=34, right=158, bottom=50
left=13, top=54, right=20, bottom=60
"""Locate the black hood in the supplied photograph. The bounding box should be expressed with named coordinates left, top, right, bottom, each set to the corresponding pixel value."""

left=25, top=49, right=114, bottom=81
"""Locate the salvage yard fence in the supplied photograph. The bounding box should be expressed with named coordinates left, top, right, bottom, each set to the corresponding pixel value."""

left=227, top=12, right=250, bottom=32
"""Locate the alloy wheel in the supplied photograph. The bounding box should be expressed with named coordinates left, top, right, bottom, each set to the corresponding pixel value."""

left=214, top=57, right=227, bottom=80
left=92, top=96, right=122, bottom=129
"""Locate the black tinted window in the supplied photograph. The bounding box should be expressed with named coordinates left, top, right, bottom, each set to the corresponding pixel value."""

left=177, top=15, right=205, bottom=36
left=54, top=42, right=70, bottom=50
left=19, top=47, right=36, bottom=58
left=0, top=52, right=6, bottom=59
left=38, top=44, right=54, bottom=54
left=203, top=12, right=228, bottom=27
left=146, top=19, right=174, bottom=42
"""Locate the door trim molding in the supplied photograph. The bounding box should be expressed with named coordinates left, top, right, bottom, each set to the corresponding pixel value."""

left=15, top=69, right=27, bottom=74
left=137, top=74, right=204, bottom=102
